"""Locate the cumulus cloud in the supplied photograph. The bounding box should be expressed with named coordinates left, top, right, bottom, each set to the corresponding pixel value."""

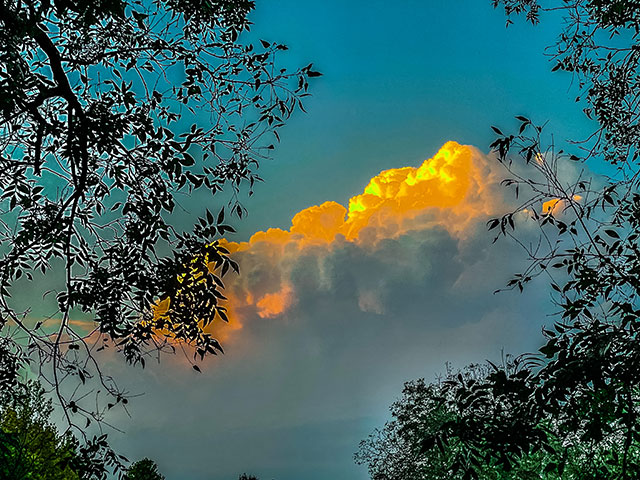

left=105, top=142, right=555, bottom=480
left=212, top=141, right=511, bottom=339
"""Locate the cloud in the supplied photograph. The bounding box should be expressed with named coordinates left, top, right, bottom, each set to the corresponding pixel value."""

left=213, top=141, right=510, bottom=340
left=103, top=141, right=555, bottom=480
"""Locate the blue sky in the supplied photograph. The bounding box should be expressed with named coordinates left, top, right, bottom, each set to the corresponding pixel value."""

left=233, top=0, right=595, bottom=238
left=100, top=2, right=599, bottom=479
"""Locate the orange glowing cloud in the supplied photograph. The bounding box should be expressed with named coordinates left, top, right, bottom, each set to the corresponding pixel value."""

left=224, top=141, right=501, bottom=254
left=256, top=285, right=294, bottom=318
left=542, top=195, right=583, bottom=216
left=542, top=198, right=562, bottom=215
left=209, top=141, right=507, bottom=336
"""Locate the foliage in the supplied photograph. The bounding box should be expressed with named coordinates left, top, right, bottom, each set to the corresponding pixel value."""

left=431, top=1, right=640, bottom=478
left=124, top=458, right=165, bottom=480
left=355, top=372, right=475, bottom=480
left=0, top=0, right=317, bottom=450
left=0, top=381, right=78, bottom=479
left=493, top=0, right=640, bottom=166
left=360, top=1, right=640, bottom=479
left=355, top=366, right=619, bottom=480
left=238, top=475, right=258, bottom=480
left=0, top=380, right=123, bottom=480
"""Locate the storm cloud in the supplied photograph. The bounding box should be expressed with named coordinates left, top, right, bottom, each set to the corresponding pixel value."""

left=104, top=143, right=554, bottom=480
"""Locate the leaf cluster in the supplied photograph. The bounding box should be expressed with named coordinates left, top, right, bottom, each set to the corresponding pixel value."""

left=0, top=0, right=318, bottom=465
left=360, top=2, right=640, bottom=479
left=0, top=380, right=127, bottom=479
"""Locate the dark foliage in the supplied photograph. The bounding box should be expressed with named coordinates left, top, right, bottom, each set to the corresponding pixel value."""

left=124, top=458, right=165, bottom=480
left=360, top=1, right=640, bottom=479
left=0, top=0, right=317, bottom=471
left=0, top=381, right=124, bottom=479
left=441, top=1, right=640, bottom=478
left=357, top=364, right=640, bottom=479
left=494, top=0, right=640, bottom=165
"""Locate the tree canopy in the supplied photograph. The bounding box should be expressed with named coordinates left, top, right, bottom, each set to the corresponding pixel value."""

left=359, top=1, right=640, bottom=478
left=355, top=366, right=624, bottom=480
left=0, top=0, right=317, bottom=471
left=0, top=381, right=124, bottom=479
left=0, top=381, right=80, bottom=480
left=124, top=458, right=165, bottom=480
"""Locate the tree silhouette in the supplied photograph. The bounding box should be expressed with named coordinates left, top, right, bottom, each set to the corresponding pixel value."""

left=355, top=367, right=614, bottom=479
left=361, top=1, right=640, bottom=478
left=125, top=458, right=165, bottom=480
left=0, top=0, right=317, bottom=471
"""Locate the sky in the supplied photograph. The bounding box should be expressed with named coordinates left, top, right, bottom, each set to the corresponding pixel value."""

left=83, top=2, right=597, bottom=479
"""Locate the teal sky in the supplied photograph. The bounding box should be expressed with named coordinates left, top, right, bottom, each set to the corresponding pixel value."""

left=100, top=2, right=600, bottom=479
left=231, top=0, right=595, bottom=239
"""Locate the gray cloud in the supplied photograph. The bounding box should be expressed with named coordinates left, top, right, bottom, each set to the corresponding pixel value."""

left=64, top=142, right=573, bottom=480
left=100, top=214, right=552, bottom=480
